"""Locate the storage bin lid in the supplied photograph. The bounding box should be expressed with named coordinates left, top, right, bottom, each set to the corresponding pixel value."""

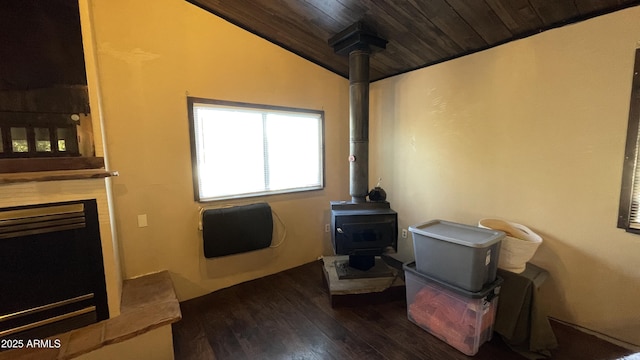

left=409, top=219, right=504, bottom=248
left=403, top=262, right=503, bottom=298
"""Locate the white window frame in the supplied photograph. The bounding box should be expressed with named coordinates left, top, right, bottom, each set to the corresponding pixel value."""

left=187, top=97, right=325, bottom=202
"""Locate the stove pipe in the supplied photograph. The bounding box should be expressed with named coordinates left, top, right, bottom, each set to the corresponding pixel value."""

left=349, top=49, right=370, bottom=203
left=329, top=22, right=387, bottom=203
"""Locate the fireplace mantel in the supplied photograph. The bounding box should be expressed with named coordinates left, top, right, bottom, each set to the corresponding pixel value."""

left=0, top=169, right=119, bottom=184
left=0, top=157, right=118, bottom=184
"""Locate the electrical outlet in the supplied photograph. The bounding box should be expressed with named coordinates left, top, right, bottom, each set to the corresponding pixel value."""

left=401, top=229, right=408, bottom=239
left=325, top=224, right=330, bottom=233
left=137, top=214, right=148, bottom=228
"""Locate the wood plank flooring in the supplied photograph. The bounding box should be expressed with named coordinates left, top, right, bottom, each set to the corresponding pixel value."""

left=172, top=261, right=637, bottom=360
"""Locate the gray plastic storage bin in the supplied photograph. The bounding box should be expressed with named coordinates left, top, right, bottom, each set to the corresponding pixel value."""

left=409, top=220, right=504, bottom=292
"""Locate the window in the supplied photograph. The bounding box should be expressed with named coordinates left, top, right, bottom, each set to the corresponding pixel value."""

left=0, top=120, right=79, bottom=158
left=618, top=49, right=640, bottom=232
left=188, top=98, right=324, bottom=202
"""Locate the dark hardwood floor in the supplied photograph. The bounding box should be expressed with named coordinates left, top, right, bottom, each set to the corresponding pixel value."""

left=172, top=261, right=637, bottom=360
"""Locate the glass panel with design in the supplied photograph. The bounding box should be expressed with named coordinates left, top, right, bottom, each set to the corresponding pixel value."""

left=35, top=128, right=52, bottom=152
left=10, top=127, right=28, bottom=153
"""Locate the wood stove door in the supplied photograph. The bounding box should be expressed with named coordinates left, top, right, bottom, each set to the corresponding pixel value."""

left=334, top=214, right=397, bottom=255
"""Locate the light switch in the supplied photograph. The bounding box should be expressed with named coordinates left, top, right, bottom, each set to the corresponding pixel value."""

left=137, top=214, right=148, bottom=228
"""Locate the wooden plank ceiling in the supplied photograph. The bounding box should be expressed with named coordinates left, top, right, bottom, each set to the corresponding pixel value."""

left=187, top=0, right=640, bottom=81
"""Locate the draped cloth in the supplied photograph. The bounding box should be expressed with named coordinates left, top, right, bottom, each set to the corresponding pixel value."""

left=494, top=263, right=558, bottom=359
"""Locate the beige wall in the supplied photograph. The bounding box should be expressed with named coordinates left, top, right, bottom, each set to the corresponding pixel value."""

left=87, top=0, right=349, bottom=301
left=370, top=6, right=640, bottom=346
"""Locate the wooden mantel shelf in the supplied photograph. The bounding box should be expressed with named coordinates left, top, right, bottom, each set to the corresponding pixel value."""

left=0, top=169, right=119, bottom=184
left=0, top=157, right=118, bottom=184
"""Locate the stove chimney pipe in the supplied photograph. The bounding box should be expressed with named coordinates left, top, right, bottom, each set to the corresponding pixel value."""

left=329, top=22, right=387, bottom=203
left=349, top=49, right=370, bottom=203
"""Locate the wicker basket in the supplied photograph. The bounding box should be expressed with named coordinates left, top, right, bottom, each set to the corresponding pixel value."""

left=478, top=219, right=542, bottom=273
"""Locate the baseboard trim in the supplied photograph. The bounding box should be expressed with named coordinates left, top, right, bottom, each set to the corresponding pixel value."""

left=550, top=317, right=640, bottom=352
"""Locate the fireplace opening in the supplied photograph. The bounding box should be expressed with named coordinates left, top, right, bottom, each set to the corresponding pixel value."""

left=0, top=199, right=109, bottom=343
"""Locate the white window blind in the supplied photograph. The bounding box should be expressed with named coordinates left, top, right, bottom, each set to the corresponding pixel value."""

left=618, top=48, right=640, bottom=232
left=189, top=99, right=324, bottom=201
left=628, top=117, right=640, bottom=230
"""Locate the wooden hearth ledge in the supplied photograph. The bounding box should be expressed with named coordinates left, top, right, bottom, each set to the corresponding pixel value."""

left=0, top=271, right=182, bottom=360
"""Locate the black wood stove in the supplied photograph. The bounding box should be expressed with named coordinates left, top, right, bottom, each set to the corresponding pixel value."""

left=328, top=22, right=398, bottom=277
left=330, top=201, right=397, bottom=273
